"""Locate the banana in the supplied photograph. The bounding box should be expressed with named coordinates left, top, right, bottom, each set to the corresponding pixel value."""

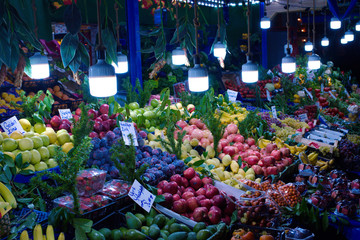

left=0, top=182, right=17, bottom=209
left=296, top=145, right=308, bottom=152
left=299, top=152, right=309, bottom=164
left=46, top=225, right=55, bottom=240
left=308, top=153, right=318, bottom=165
left=33, top=224, right=43, bottom=240
left=20, top=230, right=29, bottom=240
left=57, top=233, right=65, bottom=240
left=274, top=137, right=284, bottom=148
left=320, top=162, right=329, bottom=171
left=315, top=160, right=326, bottom=167
left=329, top=159, right=335, bottom=165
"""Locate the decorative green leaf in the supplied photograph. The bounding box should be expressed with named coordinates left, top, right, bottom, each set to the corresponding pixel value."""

left=9, top=35, right=19, bottom=71
left=68, top=49, right=82, bottom=73
left=63, top=4, right=82, bottom=34
left=60, top=33, right=79, bottom=68
left=102, top=28, right=117, bottom=65
left=78, top=43, right=89, bottom=67
left=192, top=160, right=205, bottom=167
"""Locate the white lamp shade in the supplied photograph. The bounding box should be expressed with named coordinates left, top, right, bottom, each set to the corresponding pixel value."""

left=260, top=16, right=271, bottom=29
left=321, top=37, right=329, bottom=47
left=188, top=64, right=209, bottom=92
left=308, top=54, right=321, bottom=70
left=330, top=17, right=341, bottom=29
left=304, top=41, right=313, bottom=52
left=89, top=60, right=117, bottom=97
left=341, top=36, right=348, bottom=44
left=281, top=54, right=296, bottom=73
left=241, top=60, right=258, bottom=83
left=345, top=31, right=354, bottom=42
left=213, top=42, right=226, bottom=59
left=356, top=21, right=360, bottom=31
left=112, top=52, right=128, bottom=74
left=29, top=52, right=50, bottom=79
left=172, top=47, right=186, bottom=65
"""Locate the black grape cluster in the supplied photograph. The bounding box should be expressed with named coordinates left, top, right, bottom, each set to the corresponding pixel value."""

left=338, top=139, right=360, bottom=171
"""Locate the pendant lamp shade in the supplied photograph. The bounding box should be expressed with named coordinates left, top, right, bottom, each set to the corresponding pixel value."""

left=260, top=16, right=271, bottom=29
left=356, top=21, right=360, bottom=31
left=330, top=17, right=341, bottom=29
left=112, top=52, right=128, bottom=74
left=242, top=60, right=258, bottom=83
left=281, top=54, right=296, bottom=73
left=188, top=64, right=209, bottom=92
left=321, top=37, right=329, bottom=46
left=345, top=31, right=354, bottom=42
left=29, top=52, right=50, bottom=79
left=89, top=54, right=117, bottom=97
left=304, top=41, right=313, bottom=52
left=172, top=47, right=186, bottom=65
left=308, top=54, right=321, bottom=70
left=341, top=36, right=347, bottom=44
left=213, top=41, right=226, bottom=59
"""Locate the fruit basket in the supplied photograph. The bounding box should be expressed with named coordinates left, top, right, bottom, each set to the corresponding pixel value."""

left=230, top=223, right=285, bottom=240
left=22, top=76, right=58, bottom=93
left=51, top=102, right=69, bottom=116
left=173, top=81, right=188, bottom=98
left=76, top=168, right=107, bottom=197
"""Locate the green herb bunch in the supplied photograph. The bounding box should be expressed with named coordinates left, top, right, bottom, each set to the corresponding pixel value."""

left=71, top=103, right=94, bottom=148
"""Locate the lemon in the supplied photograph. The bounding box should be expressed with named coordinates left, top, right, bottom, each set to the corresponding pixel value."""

left=62, top=142, right=74, bottom=153
left=10, top=130, right=24, bottom=140
left=19, top=119, right=32, bottom=132
left=34, top=123, right=46, bottom=134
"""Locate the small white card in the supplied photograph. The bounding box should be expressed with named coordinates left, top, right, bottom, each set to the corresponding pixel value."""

left=321, top=84, right=324, bottom=93
left=303, top=88, right=313, bottom=100
left=271, top=106, right=277, bottom=119
left=299, top=113, right=308, bottom=122
left=329, top=91, right=336, bottom=99
left=119, top=121, right=138, bottom=146
left=344, top=89, right=350, bottom=98
left=266, top=89, right=271, bottom=102
left=58, top=109, right=73, bottom=119
left=1, top=116, right=25, bottom=135
left=128, top=180, right=155, bottom=212
left=227, top=89, right=238, bottom=102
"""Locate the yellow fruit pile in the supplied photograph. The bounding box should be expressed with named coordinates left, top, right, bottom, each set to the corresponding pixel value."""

left=258, top=138, right=307, bottom=155
left=216, top=102, right=248, bottom=125
left=0, top=91, right=23, bottom=112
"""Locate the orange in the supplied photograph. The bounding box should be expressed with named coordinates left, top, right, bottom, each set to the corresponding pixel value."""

left=241, top=232, right=255, bottom=240
left=260, top=235, right=274, bottom=240
left=53, top=85, right=60, bottom=92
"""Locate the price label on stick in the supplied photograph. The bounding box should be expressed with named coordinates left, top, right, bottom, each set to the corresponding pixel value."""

left=303, top=88, right=313, bottom=100
left=329, top=91, right=336, bottom=99
left=344, top=89, right=350, bottom=98
left=266, top=89, right=271, bottom=102
left=119, top=121, right=139, bottom=146
left=271, top=106, right=277, bottom=119
left=227, top=89, right=238, bottom=102
left=321, top=84, right=324, bottom=93
left=128, top=180, right=155, bottom=212
left=299, top=113, right=308, bottom=122
left=0, top=116, right=25, bottom=135
left=58, top=109, right=73, bottom=120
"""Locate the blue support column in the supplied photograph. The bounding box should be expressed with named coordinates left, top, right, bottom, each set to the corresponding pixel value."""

left=260, top=2, right=268, bottom=69
left=126, top=0, right=142, bottom=87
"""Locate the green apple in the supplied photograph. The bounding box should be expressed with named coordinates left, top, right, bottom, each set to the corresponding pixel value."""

left=30, top=149, right=41, bottom=165
left=56, top=129, right=68, bottom=136
left=150, top=99, right=160, bottom=108
left=20, top=150, right=32, bottom=164
left=143, top=111, right=155, bottom=119
left=57, top=132, right=70, bottom=146
left=3, top=138, right=18, bottom=151
left=130, top=111, right=138, bottom=121
left=23, top=164, right=35, bottom=172
left=31, top=136, right=43, bottom=149
left=39, top=135, right=50, bottom=146
left=34, top=123, right=46, bottom=134
left=144, top=119, right=151, bottom=128
left=12, top=149, right=20, bottom=157
left=129, top=102, right=140, bottom=110
left=70, top=135, right=74, bottom=143
left=34, top=162, right=48, bottom=171
left=38, top=146, right=50, bottom=161
left=144, top=106, right=153, bottom=111
left=47, top=144, right=58, bottom=158
left=46, top=158, right=58, bottom=168
left=24, top=132, right=35, bottom=138
left=19, top=138, right=34, bottom=151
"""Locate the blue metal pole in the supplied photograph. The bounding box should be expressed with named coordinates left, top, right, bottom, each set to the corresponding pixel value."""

left=260, top=2, right=268, bottom=69
left=126, top=0, right=142, bottom=87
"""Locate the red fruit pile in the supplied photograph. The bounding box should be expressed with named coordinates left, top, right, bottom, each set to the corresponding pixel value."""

left=323, top=107, right=345, bottom=119
left=47, top=115, right=72, bottom=132
left=100, top=180, right=130, bottom=199
left=157, top=168, right=235, bottom=225
left=76, top=168, right=107, bottom=197
left=87, top=104, right=119, bottom=139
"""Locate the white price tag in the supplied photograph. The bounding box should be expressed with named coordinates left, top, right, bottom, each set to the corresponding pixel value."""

left=315, top=101, right=320, bottom=108
left=329, top=91, right=336, bottom=99
left=227, top=89, right=238, bottom=102
left=128, top=180, right=155, bottom=212
left=119, top=121, right=138, bottom=146
left=54, top=65, right=66, bottom=73
left=1, top=116, right=25, bottom=135
left=161, top=131, right=165, bottom=139
left=299, top=113, right=308, bottom=122
left=266, top=89, right=271, bottom=102
left=303, top=88, right=313, bottom=100
left=271, top=106, right=277, bottom=119
left=321, top=84, right=324, bottom=93
left=344, top=89, right=350, bottom=98
left=58, top=109, right=73, bottom=120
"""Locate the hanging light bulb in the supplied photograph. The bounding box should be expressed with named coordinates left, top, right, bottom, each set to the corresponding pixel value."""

left=260, top=16, right=271, bottom=29
left=89, top=51, right=117, bottom=97
left=282, top=54, right=296, bottom=73
left=330, top=17, right=341, bottom=29
left=304, top=41, right=313, bottom=52
left=308, top=53, right=321, bottom=70
left=172, top=47, right=186, bottom=65
left=242, top=58, right=258, bottom=83
left=345, top=30, right=354, bottom=42
left=112, top=52, right=128, bottom=74
left=29, top=52, right=50, bottom=79
left=213, top=41, right=226, bottom=59
left=321, top=37, right=329, bottom=47
left=341, top=36, right=348, bottom=44
left=356, top=21, right=360, bottom=31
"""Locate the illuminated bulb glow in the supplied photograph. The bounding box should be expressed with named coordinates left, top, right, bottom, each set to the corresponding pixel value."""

left=345, top=31, right=354, bottom=42
left=213, top=42, right=226, bottom=59
left=341, top=36, right=347, bottom=44
left=281, top=54, right=296, bottom=73
left=241, top=61, right=258, bottom=83
left=188, top=64, right=209, bottom=92
left=172, top=47, right=186, bottom=65
left=260, top=16, right=271, bottom=29
left=112, top=52, right=128, bottom=74
left=89, top=59, right=117, bottom=97
left=356, top=21, right=360, bottom=31
left=330, top=17, right=341, bottom=29
left=321, top=37, right=329, bottom=47
left=308, top=54, right=321, bottom=70
left=29, top=52, right=50, bottom=79
left=304, top=41, right=313, bottom=52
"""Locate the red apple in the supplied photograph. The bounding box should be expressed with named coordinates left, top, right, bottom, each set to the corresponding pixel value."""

left=200, top=199, right=212, bottom=210
left=173, top=194, right=181, bottom=202
left=50, top=116, right=61, bottom=128
left=157, top=180, right=168, bottom=190
left=193, top=207, right=208, bottom=222
left=172, top=199, right=187, bottom=213
left=187, top=197, right=200, bottom=211
left=190, top=176, right=203, bottom=190
left=212, top=195, right=226, bottom=208
left=99, top=104, right=109, bottom=115
left=196, top=195, right=206, bottom=202
left=196, top=188, right=206, bottom=196
left=170, top=174, right=183, bottom=186
left=208, top=210, right=222, bottom=224
left=100, top=114, right=109, bottom=121
left=87, top=109, right=98, bottom=119
left=182, top=192, right=195, bottom=200
left=246, top=138, right=256, bottom=146
left=280, top=147, right=291, bottom=157
left=162, top=193, right=173, bottom=208
left=163, top=182, right=178, bottom=195
left=99, top=132, right=107, bottom=139
left=184, top=168, right=196, bottom=180
left=181, top=177, right=189, bottom=187
left=89, top=131, right=99, bottom=138
left=75, top=108, right=81, bottom=116
left=184, top=187, right=196, bottom=195
left=271, top=150, right=282, bottom=161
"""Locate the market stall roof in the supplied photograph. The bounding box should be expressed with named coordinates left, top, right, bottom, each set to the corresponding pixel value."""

left=266, top=0, right=327, bottom=19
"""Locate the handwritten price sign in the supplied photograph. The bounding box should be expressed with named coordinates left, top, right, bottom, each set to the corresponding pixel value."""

left=119, top=121, right=138, bottom=146
left=227, top=89, right=238, bottom=103
left=0, top=116, right=25, bottom=135
left=58, top=109, right=73, bottom=120
left=271, top=106, right=277, bottom=119
left=128, top=180, right=155, bottom=212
